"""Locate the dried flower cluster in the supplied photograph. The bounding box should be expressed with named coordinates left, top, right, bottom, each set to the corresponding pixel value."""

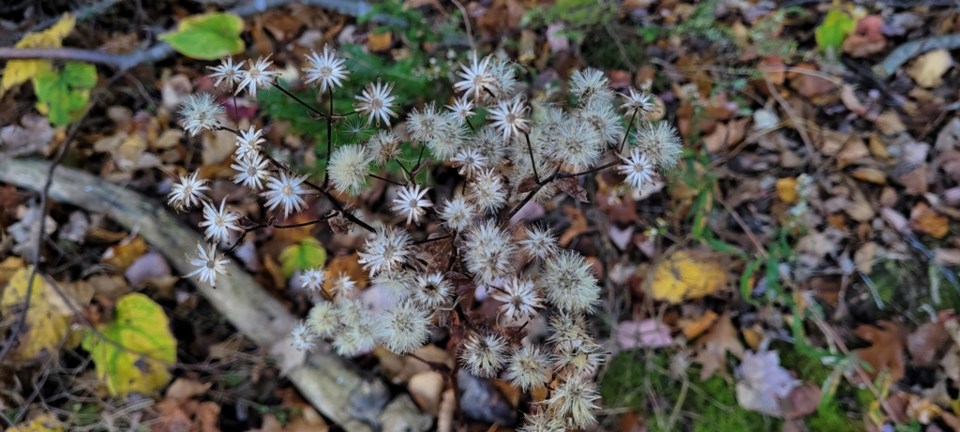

left=172, top=47, right=681, bottom=430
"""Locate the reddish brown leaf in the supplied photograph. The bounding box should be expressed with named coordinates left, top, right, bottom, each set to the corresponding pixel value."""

left=556, top=177, right=589, bottom=203
left=853, top=320, right=907, bottom=383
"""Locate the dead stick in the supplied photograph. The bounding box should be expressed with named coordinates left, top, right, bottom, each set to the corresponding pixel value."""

left=0, top=157, right=431, bottom=432
left=0, top=0, right=372, bottom=71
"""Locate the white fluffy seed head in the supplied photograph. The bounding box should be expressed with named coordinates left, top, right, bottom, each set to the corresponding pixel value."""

left=491, top=277, right=542, bottom=325
left=470, top=126, right=509, bottom=167
left=412, top=272, right=454, bottom=309
left=377, top=300, right=432, bottom=354
left=467, top=169, right=507, bottom=214
left=569, top=68, right=613, bottom=106
left=518, top=226, right=558, bottom=261
left=427, top=118, right=466, bottom=160
left=332, top=299, right=376, bottom=356
left=553, top=338, right=606, bottom=378
left=332, top=318, right=377, bottom=356
left=543, top=375, right=600, bottom=429
left=518, top=410, right=566, bottom=432
left=547, top=312, right=591, bottom=348
left=178, top=93, right=224, bottom=136
left=539, top=250, right=599, bottom=313
left=460, top=332, right=508, bottom=378
left=617, top=147, right=655, bottom=191
left=549, top=120, right=603, bottom=171
left=578, top=99, right=624, bottom=146
left=330, top=273, right=358, bottom=299
left=355, top=79, right=398, bottom=126
left=329, top=144, right=372, bottom=196
left=407, top=103, right=445, bottom=143
left=307, top=301, right=338, bottom=338
left=506, top=344, right=552, bottom=390
left=634, top=121, right=683, bottom=171
left=439, top=195, right=477, bottom=232
left=303, top=44, right=349, bottom=93
left=299, top=267, right=326, bottom=293
left=464, top=220, right=516, bottom=285
left=371, top=270, right=415, bottom=299
left=367, top=130, right=402, bottom=166
left=358, top=227, right=411, bottom=276
left=261, top=171, right=309, bottom=218
left=291, top=320, right=317, bottom=352
left=392, top=184, right=433, bottom=225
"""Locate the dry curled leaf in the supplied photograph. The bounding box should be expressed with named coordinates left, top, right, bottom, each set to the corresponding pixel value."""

left=556, top=177, right=589, bottom=203
left=910, top=202, right=949, bottom=239
left=853, top=320, right=906, bottom=383
left=693, top=313, right=744, bottom=380
left=650, top=250, right=728, bottom=304
left=907, top=49, right=953, bottom=88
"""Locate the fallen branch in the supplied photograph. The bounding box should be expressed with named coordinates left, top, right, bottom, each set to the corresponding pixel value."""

left=875, top=34, right=960, bottom=77
left=0, top=0, right=372, bottom=71
left=0, top=157, right=431, bottom=432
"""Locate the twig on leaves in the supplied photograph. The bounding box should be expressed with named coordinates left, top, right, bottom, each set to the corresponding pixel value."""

left=0, top=0, right=372, bottom=71
left=0, top=158, right=427, bottom=432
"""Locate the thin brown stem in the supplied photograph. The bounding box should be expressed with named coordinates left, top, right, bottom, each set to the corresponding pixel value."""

left=524, top=131, right=540, bottom=184
left=0, top=71, right=120, bottom=363
left=618, top=109, right=638, bottom=153
left=270, top=81, right=331, bottom=119
left=413, top=234, right=452, bottom=245
left=370, top=173, right=405, bottom=187
left=322, top=190, right=376, bottom=233
left=321, top=87, right=335, bottom=190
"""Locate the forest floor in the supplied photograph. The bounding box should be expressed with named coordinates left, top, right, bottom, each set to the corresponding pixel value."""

left=2, top=1, right=960, bottom=431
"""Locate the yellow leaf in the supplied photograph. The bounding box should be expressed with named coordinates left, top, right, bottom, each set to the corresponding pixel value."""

left=0, top=266, right=72, bottom=361
left=1, top=14, right=75, bottom=91
left=102, top=235, right=148, bottom=271
left=0, top=256, right=25, bottom=287
left=650, top=250, right=727, bottom=304
left=907, top=49, right=953, bottom=89
left=82, top=293, right=176, bottom=397
left=775, top=177, right=799, bottom=204
left=6, top=414, right=64, bottom=432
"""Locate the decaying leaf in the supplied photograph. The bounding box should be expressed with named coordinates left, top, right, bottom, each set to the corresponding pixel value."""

left=0, top=266, right=73, bottom=362
left=907, top=49, right=953, bottom=88
left=776, top=177, right=799, bottom=204
left=82, top=293, right=176, bottom=396
left=6, top=414, right=64, bottom=432
left=692, top=313, right=744, bottom=380
left=735, top=350, right=798, bottom=417
left=102, top=235, right=149, bottom=271
left=615, top=319, right=674, bottom=349
left=853, top=320, right=906, bottom=383
left=650, top=250, right=728, bottom=304
left=1, top=14, right=75, bottom=91
left=0, top=114, right=55, bottom=157
left=910, top=202, right=949, bottom=239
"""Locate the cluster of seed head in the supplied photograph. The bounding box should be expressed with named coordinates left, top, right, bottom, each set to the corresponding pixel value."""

left=171, top=46, right=682, bottom=431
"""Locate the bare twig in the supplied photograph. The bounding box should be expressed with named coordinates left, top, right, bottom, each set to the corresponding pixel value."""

left=877, top=34, right=960, bottom=77
left=0, top=158, right=430, bottom=432
left=0, top=0, right=372, bottom=71
left=0, top=70, right=118, bottom=363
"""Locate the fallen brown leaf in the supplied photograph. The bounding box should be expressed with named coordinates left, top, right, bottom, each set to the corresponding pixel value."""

left=853, top=320, right=906, bottom=383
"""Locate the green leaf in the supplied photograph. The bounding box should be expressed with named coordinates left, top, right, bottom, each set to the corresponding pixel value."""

left=279, top=238, right=327, bottom=277
left=62, top=61, right=96, bottom=89
left=158, top=12, right=245, bottom=60
left=815, top=9, right=855, bottom=55
left=82, top=293, right=176, bottom=397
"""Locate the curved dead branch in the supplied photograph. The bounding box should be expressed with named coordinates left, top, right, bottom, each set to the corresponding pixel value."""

left=0, top=157, right=431, bottom=432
